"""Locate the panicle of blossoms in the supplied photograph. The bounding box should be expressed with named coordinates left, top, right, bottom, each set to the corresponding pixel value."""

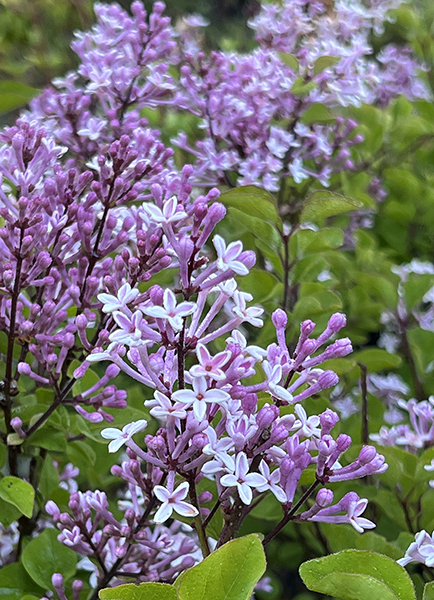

left=0, top=113, right=185, bottom=430
left=248, top=0, right=428, bottom=108
left=173, top=50, right=364, bottom=191
left=370, top=396, right=434, bottom=450
left=46, top=489, right=200, bottom=586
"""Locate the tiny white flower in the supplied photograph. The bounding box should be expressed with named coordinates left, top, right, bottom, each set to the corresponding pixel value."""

left=98, top=283, right=139, bottom=315
left=101, top=420, right=148, bottom=453
left=153, top=481, right=199, bottom=523
left=172, top=377, right=230, bottom=422
left=142, top=289, right=195, bottom=331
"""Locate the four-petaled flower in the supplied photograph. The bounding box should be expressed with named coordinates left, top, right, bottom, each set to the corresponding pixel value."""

left=141, top=196, right=187, bottom=225
left=294, top=404, right=320, bottom=438
left=153, top=481, right=199, bottom=523
left=220, top=452, right=267, bottom=505
left=190, top=344, right=231, bottom=381
left=213, top=235, right=250, bottom=275
left=256, top=460, right=287, bottom=503
left=109, top=311, right=148, bottom=347
left=145, top=391, right=188, bottom=421
left=101, top=420, right=148, bottom=453
left=232, top=291, right=264, bottom=327
left=98, top=282, right=139, bottom=315
left=263, top=362, right=293, bottom=404
left=172, top=377, right=230, bottom=421
left=345, top=498, right=376, bottom=533
left=142, top=289, right=195, bottom=331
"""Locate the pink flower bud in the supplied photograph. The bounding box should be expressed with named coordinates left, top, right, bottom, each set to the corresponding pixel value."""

left=272, top=308, right=287, bottom=330
left=318, top=371, right=339, bottom=389
left=316, top=488, right=334, bottom=508
left=327, top=313, right=346, bottom=332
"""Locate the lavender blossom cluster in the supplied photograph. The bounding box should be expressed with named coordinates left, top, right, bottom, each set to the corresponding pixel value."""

left=0, top=0, right=428, bottom=596
left=24, top=0, right=428, bottom=193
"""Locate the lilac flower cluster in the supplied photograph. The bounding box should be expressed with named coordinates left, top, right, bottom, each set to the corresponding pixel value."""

left=249, top=0, right=428, bottom=107
left=40, top=173, right=387, bottom=589
left=22, top=0, right=428, bottom=195
left=171, top=0, right=428, bottom=191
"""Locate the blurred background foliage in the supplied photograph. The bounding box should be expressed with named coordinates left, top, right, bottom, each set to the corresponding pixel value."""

left=0, top=0, right=258, bottom=127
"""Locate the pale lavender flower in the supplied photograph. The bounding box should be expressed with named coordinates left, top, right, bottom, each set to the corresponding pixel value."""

left=101, top=420, right=148, bottom=452
left=153, top=482, right=199, bottom=523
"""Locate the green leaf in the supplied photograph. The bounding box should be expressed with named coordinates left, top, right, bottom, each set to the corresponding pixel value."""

left=353, top=348, right=402, bottom=371
left=278, top=52, right=299, bottom=72
left=299, top=550, right=416, bottom=600
left=99, top=582, right=178, bottom=600
left=0, top=476, right=34, bottom=518
left=0, top=81, right=39, bottom=114
left=227, top=207, right=281, bottom=249
left=239, top=269, right=281, bottom=303
left=220, top=186, right=280, bottom=224
left=0, top=563, right=44, bottom=600
left=301, top=103, right=334, bottom=124
left=0, top=496, right=22, bottom=527
left=22, top=528, right=77, bottom=589
left=174, top=534, right=266, bottom=600
left=423, top=582, right=434, bottom=600
left=290, top=76, right=317, bottom=98
left=300, top=191, right=362, bottom=224
left=313, top=56, right=341, bottom=75
left=27, top=427, right=67, bottom=451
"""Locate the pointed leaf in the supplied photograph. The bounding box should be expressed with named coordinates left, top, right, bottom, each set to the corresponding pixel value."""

left=299, top=550, right=416, bottom=600
left=99, top=582, right=178, bottom=600
left=174, top=534, right=266, bottom=600
left=220, top=186, right=280, bottom=224
left=0, top=476, right=34, bottom=518
left=22, top=529, right=77, bottom=589
left=301, top=191, right=362, bottom=224
left=313, top=56, right=341, bottom=75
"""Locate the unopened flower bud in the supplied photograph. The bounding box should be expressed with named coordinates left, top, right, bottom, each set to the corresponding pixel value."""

left=327, top=313, right=346, bottom=332
left=318, top=371, right=339, bottom=389
left=272, top=308, right=287, bottom=330
left=316, top=488, right=334, bottom=508
left=358, top=445, right=377, bottom=465
left=257, top=404, right=279, bottom=429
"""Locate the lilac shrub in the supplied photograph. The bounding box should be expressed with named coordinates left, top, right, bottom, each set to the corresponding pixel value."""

left=0, top=0, right=431, bottom=599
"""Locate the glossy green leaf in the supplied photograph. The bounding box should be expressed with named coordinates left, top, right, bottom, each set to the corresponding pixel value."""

left=0, top=476, right=34, bottom=518
left=300, top=191, right=362, bottom=224
left=22, top=528, right=77, bottom=589
left=0, top=496, right=22, bottom=527
left=313, top=55, right=341, bottom=74
left=423, top=582, right=434, bottom=600
left=0, top=563, right=44, bottom=600
left=299, top=550, right=416, bottom=600
left=353, top=348, right=402, bottom=371
left=99, top=582, right=177, bottom=600
left=228, top=207, right=281, bottom=248
left=220, top=186, right=280, bottom=224
left=174, top=534, right=266, bottom=600
left=27, top=427, right=67, bottom=451
left=0, top=81, right=39, bottom=114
